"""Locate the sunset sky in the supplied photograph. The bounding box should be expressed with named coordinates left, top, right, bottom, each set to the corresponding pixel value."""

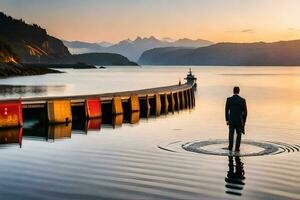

left=1, top=0, right=300, bottom=43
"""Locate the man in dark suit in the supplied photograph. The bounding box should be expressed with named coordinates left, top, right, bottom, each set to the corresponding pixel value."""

left=225, top=86, right=247, bottom=151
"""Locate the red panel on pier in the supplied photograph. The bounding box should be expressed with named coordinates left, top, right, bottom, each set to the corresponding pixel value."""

left=85, top=98, right=102, bottom=119
left=0, top=99, right=23, bottom=128
left=87, top=118, right=102, bottom=130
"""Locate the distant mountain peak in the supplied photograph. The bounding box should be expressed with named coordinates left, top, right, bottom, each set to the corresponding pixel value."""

left=135, top=36, right=142, bottom=41
left=118, top=39, right=132, bottom=45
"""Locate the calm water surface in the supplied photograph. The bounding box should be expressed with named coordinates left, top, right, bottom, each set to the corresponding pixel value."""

left=0, top=66, right=299, bottom=200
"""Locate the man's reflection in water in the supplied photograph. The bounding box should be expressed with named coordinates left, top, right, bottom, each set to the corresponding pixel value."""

left=225, top=156, right=246, bottom=196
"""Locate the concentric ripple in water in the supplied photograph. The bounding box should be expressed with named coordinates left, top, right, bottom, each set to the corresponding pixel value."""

left=158, top=139, right=300, bottom=157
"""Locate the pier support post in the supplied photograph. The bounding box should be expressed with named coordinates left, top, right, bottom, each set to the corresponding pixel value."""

left=191, top=88, right=195, bottom=107
left=168, top=92, right=175, bottom=113
left=145, top=95, right=151, bottom=118
left=185, top=90, right=189, bottom=109
left=184, top=90, right=189, bottom=109
left=129, top=95, right=140, bottom=112
left=0, top=100, right=23, bottom=128
left=85, top=98, right=102, bottom=119
left=112, top=97, right=123, bottom=115
left=139, top=95, right=150, bottom=118
left=151, top=94, right=161, bottom=116
left=174, top=92, right=180, bottom=111
left=181, top=91, right=186, bottom=109
left=47, top=100, right=72, bottom=124
left=188, top=89, right=192, bottom=108
left=161, top=93, right=169, bottom=114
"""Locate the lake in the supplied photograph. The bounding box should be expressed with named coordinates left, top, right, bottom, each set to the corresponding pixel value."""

left=0, top=66, right=299, bottom=200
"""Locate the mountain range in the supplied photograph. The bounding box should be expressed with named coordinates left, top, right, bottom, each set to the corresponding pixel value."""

left=138, top=40, right=300, bottom=66
left=63, top=37, right=214, bottom=61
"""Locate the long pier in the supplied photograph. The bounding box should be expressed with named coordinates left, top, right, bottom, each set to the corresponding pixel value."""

left=0, top=78, right=196, bottom=128
left=20, top=82, right=195, bottom=109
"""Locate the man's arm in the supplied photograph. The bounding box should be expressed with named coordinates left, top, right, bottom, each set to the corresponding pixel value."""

left=243, top=99, right=247, bottom=124
left=225, top=98, right=229, bottom=125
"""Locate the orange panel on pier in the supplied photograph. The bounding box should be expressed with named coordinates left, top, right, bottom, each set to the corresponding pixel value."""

left=47, top=100, right=72, bottom=123
left=0, top=100, right=23, bottom=128
left=86, top=98, right=102, bottom=119
left=112, top=97, right=123, bottom=115
left=130, top=111, right=140, bottom=124
left=113, top=114, right=123, bottom=127
left=129, top=95, right=140, bottom=112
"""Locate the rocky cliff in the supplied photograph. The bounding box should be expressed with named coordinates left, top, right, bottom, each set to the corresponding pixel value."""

left=0, top=12, right=70, bottom=63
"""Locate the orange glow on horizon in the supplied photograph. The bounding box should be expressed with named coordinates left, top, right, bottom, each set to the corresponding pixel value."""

left=1, top=0, right=300, bottom=43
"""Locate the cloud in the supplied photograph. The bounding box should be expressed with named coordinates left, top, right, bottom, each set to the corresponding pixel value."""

left=225, top=29, right=255, bottom=34
left=241, top=29, right=254, bottom=33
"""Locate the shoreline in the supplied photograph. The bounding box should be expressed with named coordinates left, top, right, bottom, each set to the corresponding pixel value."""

left=21, top=63, right=96, bottom=69
left=0, top=63, right=62, bottom=78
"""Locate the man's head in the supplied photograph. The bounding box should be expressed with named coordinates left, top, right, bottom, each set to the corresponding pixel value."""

left=233, top=86, right=240, bottom=94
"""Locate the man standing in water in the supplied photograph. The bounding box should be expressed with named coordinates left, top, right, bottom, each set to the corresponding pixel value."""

left=225, top=86, right=247, bottom=152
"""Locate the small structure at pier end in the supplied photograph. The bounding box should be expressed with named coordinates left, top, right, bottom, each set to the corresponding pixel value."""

left=185, top=68, right=197, bottom=88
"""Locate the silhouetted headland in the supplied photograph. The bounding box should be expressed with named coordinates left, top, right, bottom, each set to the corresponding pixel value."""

left=0, top=12, right=137, bottom=77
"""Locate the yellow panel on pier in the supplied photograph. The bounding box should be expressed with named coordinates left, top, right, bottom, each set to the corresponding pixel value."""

left=112, top=97, right=123, bottom=115
left=47, top=100, right=72, bottom=123
left=129, top=95, right=140, bottom=112
left=48, top=123, right=72, bottom=139
left=130, top=111, right=140, bottom=124
left=113, top=114, right=123, bottom=127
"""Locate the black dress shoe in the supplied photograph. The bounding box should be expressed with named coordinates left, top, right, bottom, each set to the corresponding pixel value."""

left=235, top=149, right=240, bottom=152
